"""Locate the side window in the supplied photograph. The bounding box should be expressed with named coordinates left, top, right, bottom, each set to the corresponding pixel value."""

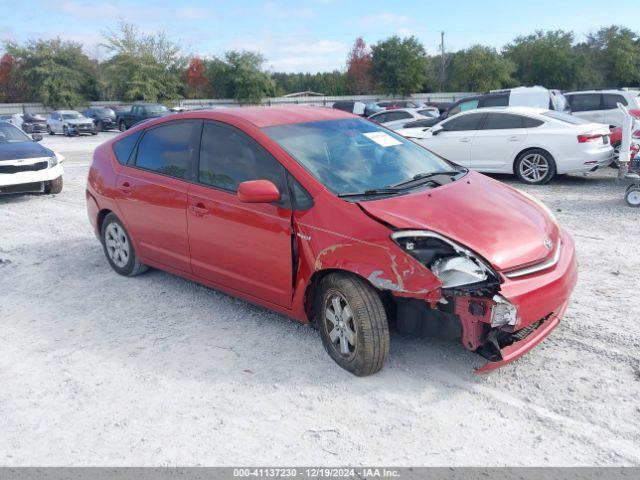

left=198, top=122, right=288, bottom=199
left=482, top=113, right=527, bottom=130
left=113, top=130, right=142, bottom=165
left=395, top=111, right=413, bottom=120
left=459, top=99, right=479, bottom=112
left=480, top=94, right=508, bottom=107
left=570, top=94, right=602, bottom=112
left=442, top=113, right=484, bottom=131
left=603, top=94, right=628, bottom=109
left=135, top=121, right=198, bottom=179
left=521, top=116, right=544, bottom=128
left=371, top=113, right=388, bottom=123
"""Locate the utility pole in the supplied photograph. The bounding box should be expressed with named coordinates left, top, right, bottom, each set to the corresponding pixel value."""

left=440, top=31, right=445, bottom=92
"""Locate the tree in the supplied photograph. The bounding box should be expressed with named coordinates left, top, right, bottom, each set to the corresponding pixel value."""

left=371, top=36, right=428, bottom=96
left=184, top=56, right=209, bottom=98
left=578, top=26, right=640, bottom=87
left=0, top=54, right=22, bottom=102
left=224, top=51, right=274, bottom=104
left=346, top=37, right=373, bottom=94
left=448, top=45, right=515, bottom=92
left=4, top=39, right=98, bottom=107
left=504, top=30, right=582, bottom=90
left=100, top=22, right=185, bottom=101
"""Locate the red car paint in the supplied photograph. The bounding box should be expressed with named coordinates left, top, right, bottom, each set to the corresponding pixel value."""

left=87, top=106, right=578, bottom=372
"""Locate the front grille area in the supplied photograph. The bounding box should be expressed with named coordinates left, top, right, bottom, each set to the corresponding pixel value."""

left=0, top=181, right=44, bottom=194
left=512, top=318, right=545, bottom=341
left=0, top=161, right=48, bottom=174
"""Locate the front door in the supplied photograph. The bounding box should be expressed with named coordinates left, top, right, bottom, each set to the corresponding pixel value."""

left=187, top=121, right=293, bottom=308
left=424, top=112, right=486, bottom=167
left=470, top=112, right=528, bottom=172
left=115, top=120, right=201, bottom=273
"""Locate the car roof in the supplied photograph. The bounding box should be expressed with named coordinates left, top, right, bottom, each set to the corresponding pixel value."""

left=191, top=105, right=355, bottom=128
left=453, top=106, right=548, bottom=117
left=371, top=108, right=422, bottom=115
left=565, top=89, right=630, bottom=95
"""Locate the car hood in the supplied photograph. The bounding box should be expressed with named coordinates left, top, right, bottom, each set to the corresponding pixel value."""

left=0, top=141, right=53, bottom=161
left=359, top=171, right=560, bottom=271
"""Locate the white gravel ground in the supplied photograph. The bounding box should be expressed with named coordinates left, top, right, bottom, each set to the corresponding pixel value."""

left=0, top=132, right=639, bottom=466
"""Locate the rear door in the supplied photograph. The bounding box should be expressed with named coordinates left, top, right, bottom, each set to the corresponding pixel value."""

left=425, top=112, right=486, bottom=167
left=115, top=120, right=201, bottom=273
left=602, top=93, right=628, bottom=127
left=187, top=121, right=293, bottom=308
left=470, top=113, right=530, bottom=172
left=567, top=93, right=605, bottom=123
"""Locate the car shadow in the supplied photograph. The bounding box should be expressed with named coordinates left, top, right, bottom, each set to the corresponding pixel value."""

left=6, top=235, right=485, bottom=390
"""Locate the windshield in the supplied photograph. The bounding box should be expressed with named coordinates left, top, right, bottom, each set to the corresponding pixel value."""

left=62, top=112, right=83, bottom=119
left=146, top=105, right=168, bottom=113
left=543, top=111, right=589, bottom=124
left=263, top=118, right=455, bottom=196
left=95, top=108, right=115, bottom=116
left=0, top=122, right=31, bottom=143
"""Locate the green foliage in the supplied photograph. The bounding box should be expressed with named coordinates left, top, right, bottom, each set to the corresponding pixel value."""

left=448, top=45, right=515, bottom=92
left=225, top=51, right=275, bottom=104
left=100, top=22, right=185, bottom=102
left=371, top=36, right=428, bottom=96
left=504, top=30, right=582, bottom=90
left=271, top=71, right=349, bottom=96
left=4, top=39, right=98, bottom=107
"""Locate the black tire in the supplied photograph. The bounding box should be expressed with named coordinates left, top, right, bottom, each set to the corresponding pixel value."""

left=611, top=142, right=621, bottom=169
left=96, top=121, right=103, bottom=132
left=626, top=186, right=640, bottom=207
left=47, top=125, right=54, bottom=135
left=316, top=273, right=389, bottom=376
left=63, top=125, right=71, bottom=137
left=118, top=120, right=127, bottom=132
left=100, top=213, right=148, bottom=277
left=514, top=149, right=557, bottom=185
left=45, top=176, right=63, bottom=194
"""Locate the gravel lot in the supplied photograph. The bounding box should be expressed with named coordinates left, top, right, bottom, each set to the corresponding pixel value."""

left=1, top=132, right=639, bottom=466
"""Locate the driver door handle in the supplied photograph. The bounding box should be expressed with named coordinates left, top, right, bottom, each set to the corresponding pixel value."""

left=459, top=137, right=471, bottom=143
left=190, top=202, right=209, bottom=217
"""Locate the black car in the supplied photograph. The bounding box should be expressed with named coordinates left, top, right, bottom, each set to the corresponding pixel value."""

left=116, top=103, right=170, bottom=131
left=332, top=101, right=366, bottom=116
left=82, top=107, right=117, bottom=132
left=20, top=113, right=48, bottom=134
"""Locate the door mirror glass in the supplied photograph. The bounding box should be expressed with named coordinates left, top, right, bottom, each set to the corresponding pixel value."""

left=237, top=180, right=281, bottom=203
left=31, top=133, right=43, bottom=142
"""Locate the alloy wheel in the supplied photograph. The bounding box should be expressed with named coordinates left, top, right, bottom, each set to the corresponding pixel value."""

left=324, top=292, right=358, bottom=359
left=104, top=222, right=130, bottom=268
left=627, top=188, right=640, bottom=207
left=519, top=153, right=549, bottom=183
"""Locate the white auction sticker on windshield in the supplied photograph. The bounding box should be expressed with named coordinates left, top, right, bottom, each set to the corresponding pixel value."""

left=363, top=131, right=402, bottom=147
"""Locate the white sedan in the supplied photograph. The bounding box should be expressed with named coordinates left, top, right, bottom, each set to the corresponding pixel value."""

left=368, top=107, right=439, bottom=131
left=397, top=107, right=614, bottom=184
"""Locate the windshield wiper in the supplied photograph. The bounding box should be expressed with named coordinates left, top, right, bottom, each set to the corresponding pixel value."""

left=338, top=187, right=401, bottom=198
left=390, top=170, right=463, bottom=189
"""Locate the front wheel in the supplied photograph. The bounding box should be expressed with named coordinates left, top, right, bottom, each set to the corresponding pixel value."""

left=626, top=186, right=640, bottom=207
left=316, top=273, right=389, bottom=376
left=63, top=125, right=71, bottom=137
left=515, top=149, right=556, bottom=185
left=101, top=213, right=148, bottom=277
left=47, top=125, right=54, bottom=135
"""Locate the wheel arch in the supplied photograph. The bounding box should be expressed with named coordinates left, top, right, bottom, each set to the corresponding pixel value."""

left=513, top=146, right=556, bottom=174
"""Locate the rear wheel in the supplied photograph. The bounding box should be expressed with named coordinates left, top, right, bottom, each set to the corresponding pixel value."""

left=101, top=213, right=148, bottom=277
left=515, top=149, right=556, bottom=185
left=316, top=273, right=389, bottom=376
left=626, top=186, right=640, bottom=207
left=45, top=176, right=63, bottom=194
left=611, top=142, right=621, bottom=169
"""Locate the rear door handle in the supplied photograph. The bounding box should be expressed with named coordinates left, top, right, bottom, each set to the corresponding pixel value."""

left=508, top=136, right=520, bottom=142
left=190, top=202, right=208, bottom=217
left=459, top=137, right=471, bottom=143
left=119, top=181, right=132, bottom=195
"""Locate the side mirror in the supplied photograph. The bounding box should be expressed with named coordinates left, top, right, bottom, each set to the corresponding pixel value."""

left=32, top=133, right=43, bottom=142
left=431, top=125, right=444, bottom=136
left=237, top=180, right=281, bottom=203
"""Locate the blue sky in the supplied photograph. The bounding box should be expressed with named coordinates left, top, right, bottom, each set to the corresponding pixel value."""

left=3, top=0, right=639, bottom=72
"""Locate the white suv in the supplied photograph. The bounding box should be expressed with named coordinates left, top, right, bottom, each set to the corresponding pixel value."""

left=565, top=89, right=640, bottom=127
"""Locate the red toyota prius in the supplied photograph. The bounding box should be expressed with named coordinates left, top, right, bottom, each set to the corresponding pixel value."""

left=86, top=106, right=577, bottom=375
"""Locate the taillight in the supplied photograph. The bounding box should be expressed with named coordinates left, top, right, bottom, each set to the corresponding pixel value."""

left=577, top=133, right=602, bottom=143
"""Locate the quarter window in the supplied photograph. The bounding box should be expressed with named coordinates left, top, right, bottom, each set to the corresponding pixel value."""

left=113, top=130, right=142, bottom=165
left=602, top=94, right=628, bottom=109
left=482, top=113, right=527, bottom=130
left=135, top=121, right=198, bottom=179
left=198, top=122, right=288, bottom=198
left=569, top=94, right=602, bottom=112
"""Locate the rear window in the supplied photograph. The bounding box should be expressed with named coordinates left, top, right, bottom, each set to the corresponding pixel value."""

left=112, top=131, right=142, bottom=165
left=542, top=111, right=590, bottom=125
